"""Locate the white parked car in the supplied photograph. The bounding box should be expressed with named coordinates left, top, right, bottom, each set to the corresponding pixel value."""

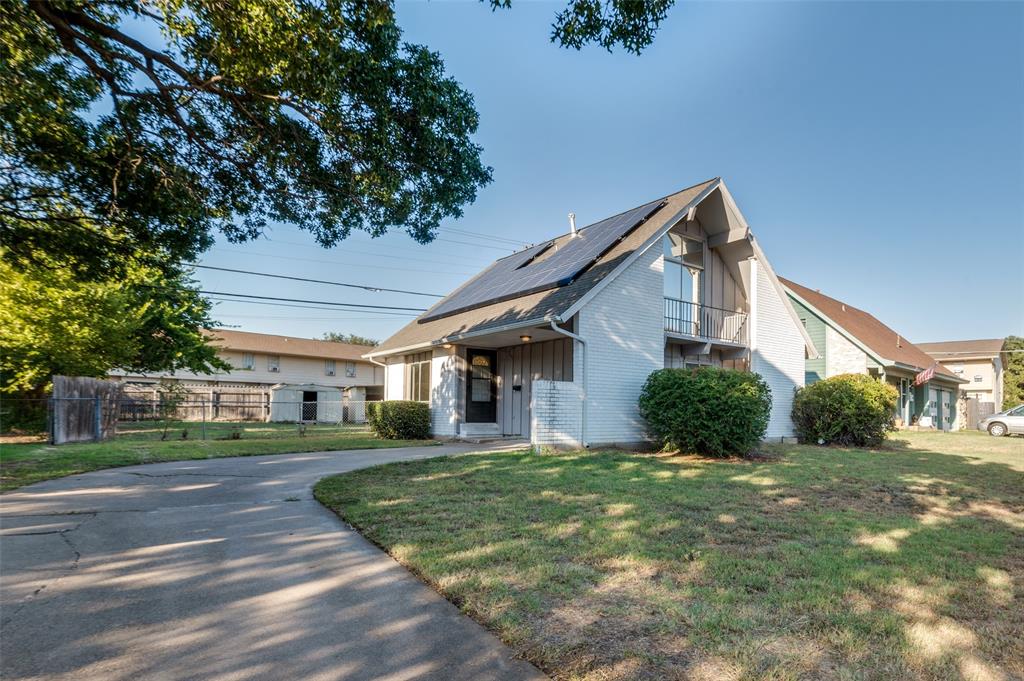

left=979, top=405, right=1024, bottom=437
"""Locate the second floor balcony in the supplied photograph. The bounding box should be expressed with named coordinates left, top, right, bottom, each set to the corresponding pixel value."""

left=664, top=298, right=749, bottom=346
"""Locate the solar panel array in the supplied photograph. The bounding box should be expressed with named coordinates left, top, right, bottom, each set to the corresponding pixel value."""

left=421, top=198, right=666, bottom=322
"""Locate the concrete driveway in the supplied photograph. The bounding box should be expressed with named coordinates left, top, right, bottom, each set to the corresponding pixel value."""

left=0, top=443, right=544, bottom=681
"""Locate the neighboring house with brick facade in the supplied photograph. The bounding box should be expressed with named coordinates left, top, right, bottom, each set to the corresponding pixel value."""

left=781, top=279, right=966, bottom=430
left=918, top=339, right=1005, bottom=422
left=365, top=178, right=817, bottom=447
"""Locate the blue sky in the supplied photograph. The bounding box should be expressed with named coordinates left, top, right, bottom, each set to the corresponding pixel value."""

left=196, top=0, right=1024, bottom=344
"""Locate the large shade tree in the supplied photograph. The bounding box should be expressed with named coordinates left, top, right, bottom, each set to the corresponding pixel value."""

left=0, top=0, right=674, bottom=393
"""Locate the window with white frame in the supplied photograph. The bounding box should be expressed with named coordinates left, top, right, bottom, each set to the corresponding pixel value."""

left=241, top=353, right=255, bottom=370
left=345, top=361, right=357, bottom=378
left=267, top=355, right=280, bottom=372
left=973, top=375, right=983, bottom=383
left=325, top=359, right=336, bottom=376
left=404, top=352, right=431, bottom=402
left=662, top=233, right=704, bottom=303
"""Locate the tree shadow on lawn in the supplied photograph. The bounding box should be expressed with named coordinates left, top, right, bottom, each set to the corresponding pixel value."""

left=319, top=443, right=1024, bottom=681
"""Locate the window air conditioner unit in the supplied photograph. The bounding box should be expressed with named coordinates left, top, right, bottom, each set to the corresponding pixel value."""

left=326, top=370, right=336, bottom=376
left=269, top=367, right=279, bottom=372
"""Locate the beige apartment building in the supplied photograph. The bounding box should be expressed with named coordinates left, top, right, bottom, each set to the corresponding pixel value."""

left=919, top=338, right=1005, bottom=424
left=109, top=329, right=385, bottom=404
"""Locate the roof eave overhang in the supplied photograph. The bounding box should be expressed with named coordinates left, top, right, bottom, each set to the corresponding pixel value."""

left=363, top=316, right=554, bottom=359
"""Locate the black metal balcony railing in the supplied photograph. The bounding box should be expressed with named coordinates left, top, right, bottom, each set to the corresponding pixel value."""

left=664, top=298, right=749, bottom=345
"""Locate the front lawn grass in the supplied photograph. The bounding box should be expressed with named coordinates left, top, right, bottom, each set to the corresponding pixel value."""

left=1, top=425, right=434, bottom=491
left=315, top=431, right=1023, bottom=681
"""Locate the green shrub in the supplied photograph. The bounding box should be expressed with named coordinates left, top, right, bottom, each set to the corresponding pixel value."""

left=638, top=367, right=772, bottom=457
left=367, top=400, right=431, bottom=440
left=791, top=373, right=898, bottom=447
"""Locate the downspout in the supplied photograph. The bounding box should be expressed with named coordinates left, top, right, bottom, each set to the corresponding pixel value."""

left=549, top=320, right=588, bottom=448
left=367, top=356, right=388, bottom=399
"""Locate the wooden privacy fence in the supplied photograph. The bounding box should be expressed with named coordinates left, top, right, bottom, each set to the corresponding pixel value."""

left=51, top=375, right=122, bottom=444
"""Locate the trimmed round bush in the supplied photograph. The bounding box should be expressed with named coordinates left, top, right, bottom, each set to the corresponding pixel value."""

left=367, top=400, right=431, bottom=440
left=791, top=373, right=898, bottom=447
left=638, top=367, right=772, bottom=457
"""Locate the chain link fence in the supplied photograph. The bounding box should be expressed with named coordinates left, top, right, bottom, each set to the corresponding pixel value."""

left=1, top=396, right=380, bottom=444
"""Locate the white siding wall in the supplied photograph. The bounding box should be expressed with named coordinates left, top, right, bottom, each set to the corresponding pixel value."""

left=748, top=260, right=805, bottom=439
left=577, top=243, right=664, bottom=446
left=430, top=347, right=462, bottom=436
left=384, top=356, right=405, bottom=401
left=531, top=380, right=582, bottom=448
left=825, top=327, right=868, bottom=376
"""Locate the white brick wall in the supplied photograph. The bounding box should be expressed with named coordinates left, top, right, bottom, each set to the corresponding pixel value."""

left=531, top=380, right=582, bottom=448
left=825, top=326, right=868, bottom=376
left=749, top=260, right=806, bottom=439
left=577, top=243, right=664, bottom=446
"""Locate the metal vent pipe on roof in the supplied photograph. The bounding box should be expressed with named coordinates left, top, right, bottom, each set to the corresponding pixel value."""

left=568, top=212, right=577, bottom=237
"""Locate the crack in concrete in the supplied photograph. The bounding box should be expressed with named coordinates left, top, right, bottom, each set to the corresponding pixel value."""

left=0, top=514, right=91, bottom=628
left=124, top=471, right=267, bottom=479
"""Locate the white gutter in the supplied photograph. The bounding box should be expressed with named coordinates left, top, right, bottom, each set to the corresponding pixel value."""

left=548, top=320, right=588, bottom=449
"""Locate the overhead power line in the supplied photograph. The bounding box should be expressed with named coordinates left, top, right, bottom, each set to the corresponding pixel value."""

left=198, top=290, right=427, bottom=312
left=205, top=296, right=416, bottom=316
left=189, top=264, right=443, bottom=298
left=433, top=236, right=517, bottom=252
left=441, top=227, right=529, bottom=248
left=211, top=247, right=475, bottom=276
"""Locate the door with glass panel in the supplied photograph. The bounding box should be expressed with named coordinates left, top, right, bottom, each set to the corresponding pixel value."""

left=466, top=350, right=497, bottom=423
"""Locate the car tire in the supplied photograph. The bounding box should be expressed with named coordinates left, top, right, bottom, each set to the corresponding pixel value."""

left=988, top=422, right=1007, bottom=437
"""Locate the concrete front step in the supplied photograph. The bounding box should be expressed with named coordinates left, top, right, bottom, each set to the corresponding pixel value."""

left=458, top=422, right=501, bottom=439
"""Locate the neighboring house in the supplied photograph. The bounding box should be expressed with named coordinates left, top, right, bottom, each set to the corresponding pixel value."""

left=110, top=329, right=385, bottom=405
left=918, top=338, right=1006, bottom=421
left=365, top=178, right=817, bottom=447
left=781, top=279, right=966, bottom=430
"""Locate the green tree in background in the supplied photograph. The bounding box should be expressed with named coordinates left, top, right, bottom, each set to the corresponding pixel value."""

left=1002, top=336, right=1024, bottom=410
left=0, top=249, right=228, bottom=396
left=322, top=332, right=379, bottom=347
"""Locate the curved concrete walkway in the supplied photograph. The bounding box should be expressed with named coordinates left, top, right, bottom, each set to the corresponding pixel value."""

left=0, top=444, right=544, bottom=681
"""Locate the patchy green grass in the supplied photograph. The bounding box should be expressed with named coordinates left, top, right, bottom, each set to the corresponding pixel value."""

left=315, top=431, right=1024, bottom=681
left=1, top=425, right=434, bottom=491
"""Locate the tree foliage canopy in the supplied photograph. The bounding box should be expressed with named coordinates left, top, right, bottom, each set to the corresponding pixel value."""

left=2, top=0, right=496, bottom=278
left=322, top=331, right=379, bottom=347
left=1002, top=336, right=1024, bottom=410
left=0, top=249, right=227, bottom=394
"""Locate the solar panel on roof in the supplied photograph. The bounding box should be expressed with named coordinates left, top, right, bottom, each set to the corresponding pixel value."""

left=420, top=198, right=666, bottom=322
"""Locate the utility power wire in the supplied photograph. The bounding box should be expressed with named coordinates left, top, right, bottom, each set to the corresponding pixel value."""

left=197, top=290, right=427, bottom=312
left=211, top=247, right=474, bottom=276
left=205, top=297, right=417, bottom=316
left=189, top=264, right=443, bottom=298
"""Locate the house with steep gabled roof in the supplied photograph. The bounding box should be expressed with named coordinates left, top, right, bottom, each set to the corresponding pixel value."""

left=780, top=278, right=966, bottom=430
left=366, top=178, right=818, bottom=447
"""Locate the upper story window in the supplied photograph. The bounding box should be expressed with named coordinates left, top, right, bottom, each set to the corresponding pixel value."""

left=345, top=361, right=357, bottom=378
left=404, top=352, right=431, bottom=402
left=663, top=233, right=704, bottom=303
left=325, top=359, right=336, bottom=376
left=267, top=355, right=280, bottom=372
left=241, top=353, right=255, bottom=370
left=973, top=375, right=983, bottom=383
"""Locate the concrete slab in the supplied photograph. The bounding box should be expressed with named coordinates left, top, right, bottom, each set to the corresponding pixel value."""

left=0, top=443, right=542, bottom=681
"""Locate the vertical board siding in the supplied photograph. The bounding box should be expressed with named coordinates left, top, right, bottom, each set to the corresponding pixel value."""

left=495, top=338, right=573, bottom=437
